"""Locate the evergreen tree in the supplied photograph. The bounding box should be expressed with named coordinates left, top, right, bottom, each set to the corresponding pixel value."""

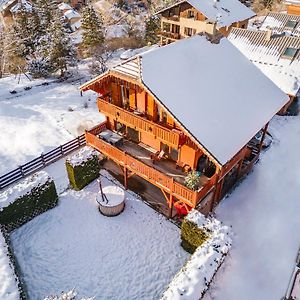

left=81, top=5, right=104, bottom=56
left=185, top=170, right=201, bottom=191
left=44, top=15, right=77, bottom=76
left=144, top=16, right=160, bottom=44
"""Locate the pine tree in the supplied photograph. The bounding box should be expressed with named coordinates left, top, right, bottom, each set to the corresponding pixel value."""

left=144, top=16, right=160, bottom=44
left=81, top=5, right=104, bottom=56
left=45, top=15, right=77, bottom=76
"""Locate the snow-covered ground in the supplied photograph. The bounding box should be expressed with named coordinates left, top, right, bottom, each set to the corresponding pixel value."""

left=203, top=115, right=300, bottom=300
left=10, top=171, right=188, bottom=300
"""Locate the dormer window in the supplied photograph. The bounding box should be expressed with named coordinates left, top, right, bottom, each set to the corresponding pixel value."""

left=281, top=47, right=298, bottom=59
left=285, top=20, right=298, bottom=29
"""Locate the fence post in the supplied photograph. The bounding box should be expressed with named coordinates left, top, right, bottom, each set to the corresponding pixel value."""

left=41, top=153, right=46, bottom=167
left=60, top=145, right=63, bottom=155
left=19, top=165, right=24, bottom=177
left=77, top=136, right=81, bottom=146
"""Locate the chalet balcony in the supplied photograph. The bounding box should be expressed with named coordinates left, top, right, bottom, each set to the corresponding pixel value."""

left=85, top=123, right=217, bottom=209
left=97, top=97, right=183, bottom=149
left=159, top=30, right=181, bottom=40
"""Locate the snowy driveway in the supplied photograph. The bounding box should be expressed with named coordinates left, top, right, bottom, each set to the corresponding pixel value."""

left=204, top=116, right=300, bottom=300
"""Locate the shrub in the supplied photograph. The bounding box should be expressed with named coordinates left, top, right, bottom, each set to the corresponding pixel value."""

left=181, top=217, right=209, bottom=254
left=184, top=170, right=201, bottom=191
left=0, top=172, right=58, bottom=232
left=66, top=147, right=103, bottom=191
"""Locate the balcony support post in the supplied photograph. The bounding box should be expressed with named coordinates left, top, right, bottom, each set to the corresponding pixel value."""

left=124, top=166, right=128, bottom=190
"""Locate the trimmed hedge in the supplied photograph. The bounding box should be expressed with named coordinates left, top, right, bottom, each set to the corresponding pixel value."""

left=66, top=153, right=102, bottom=191
left=0, top=179, right=58, bottom=232
left=181, top=218, right=209, bottom=254
left=1, top=227, right=28, bottom=299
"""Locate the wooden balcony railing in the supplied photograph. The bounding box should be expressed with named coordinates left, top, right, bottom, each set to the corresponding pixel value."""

left=86, top=126, right=218, bottom=208
left=159, top=31, right=181, bottom=40
left=97, top=98, right=182, bottom=149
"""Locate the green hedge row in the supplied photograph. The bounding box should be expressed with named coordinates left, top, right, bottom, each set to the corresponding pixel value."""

left=66, top=154, right=102, bottom=191
left=181, top=218, right=209, bottom=254
left=0, top=179, right=58, bottom=232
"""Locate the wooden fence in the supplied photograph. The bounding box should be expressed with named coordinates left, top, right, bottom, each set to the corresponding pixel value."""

left=0, top=134, right=86, bottom=190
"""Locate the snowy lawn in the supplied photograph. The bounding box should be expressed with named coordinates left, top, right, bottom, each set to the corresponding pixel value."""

left=10, top=171, right=188, bottom=299
left=203, top=115, right=300, bottom=300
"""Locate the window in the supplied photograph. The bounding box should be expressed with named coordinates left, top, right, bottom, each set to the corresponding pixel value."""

left=184, top=27, right=196, bottom=36
left=172, top=24, right=180, bottom=34
left=285, top=20, right=298, bottom=29
left=187, top=10, right=195, bottom=19
left=282, top=47, right=298, bottom=59
left=163, top=22, right=171, bottom=32
left=121, top=85, right=130, bottom=108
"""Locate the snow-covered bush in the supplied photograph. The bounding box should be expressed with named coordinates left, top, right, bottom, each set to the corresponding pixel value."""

left=181, top=215, right=209, bottom=254
left=27, top=57, right=52, bottom=78
left=0, top=171, right=58, bottom=232
left=184, top=170, right=201, bottom=191
left=66, top=147, right=103, bottom=191
left=0, top=229, right=22, bottom=300
left=162, top=210, right=232, bottom=300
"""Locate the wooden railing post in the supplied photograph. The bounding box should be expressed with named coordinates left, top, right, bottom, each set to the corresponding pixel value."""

left=41, top=153, right=46, bottom=167
left=124, top=166, right=128, bottom=190
left=168, top=178, right=174, bottom=218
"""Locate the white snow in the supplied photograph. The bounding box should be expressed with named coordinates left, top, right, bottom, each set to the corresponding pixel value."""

left=162, top=210, right=232, bottom=300
left=66, top=146, right=98, bottom=167
left=0, top=171, right=50, bottom=210
left=0, top=230, right=20, bottom=300
left=140, top=35, right=289, bottom=165
left=97, top=185, right=125, bottom=206
left=105, top=24, right=127, bottom=39
left=0, top=72, right=106, bottom=175
left=64, top=9, right=80, bottom=20
left=10, top=170, right=189, bottom=299
left=202, top=115, right=300, bottom=300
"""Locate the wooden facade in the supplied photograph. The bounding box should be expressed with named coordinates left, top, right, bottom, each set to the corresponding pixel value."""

left=81, top=70, right=266, bottom=217
left=156, top=1, right=251, bottom=45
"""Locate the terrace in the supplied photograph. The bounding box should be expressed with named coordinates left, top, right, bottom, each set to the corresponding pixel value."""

left=85, top=123, right=217, bottom=217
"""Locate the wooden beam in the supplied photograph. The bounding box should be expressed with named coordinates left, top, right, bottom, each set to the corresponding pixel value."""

left=258, top=123, right=269, bottom=153
left=124, top=166, right=128, bottom=190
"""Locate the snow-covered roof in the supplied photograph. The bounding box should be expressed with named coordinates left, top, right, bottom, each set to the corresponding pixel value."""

left=228, top=28, right=300, bottom=96
left=156, top=0, right=255, bottom=28
left=0, top=0, right=15, bottom=11
left=284, top=0, right=300, bottom=5
left=10, top=0, right=31, bottom=14
left=259, top=12, right=300, bottom=37
left=64, top=9, right=80, bottom=20
left=83, top=35, right=289, bottom=165
left=70, top=20, right=81, bottom=32
left=58, top=2, right=73, bottom=11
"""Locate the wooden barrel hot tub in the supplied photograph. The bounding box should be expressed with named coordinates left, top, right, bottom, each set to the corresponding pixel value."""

left=96, top=185, right=125, bottom=217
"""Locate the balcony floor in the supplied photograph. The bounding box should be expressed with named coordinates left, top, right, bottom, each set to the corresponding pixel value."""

left=117, top=139, right=209, bottom=188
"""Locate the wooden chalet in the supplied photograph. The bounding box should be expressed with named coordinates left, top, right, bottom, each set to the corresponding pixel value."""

left=155, top=0, right=255, bottom=45
left=80, top=35, right=289, bottom=217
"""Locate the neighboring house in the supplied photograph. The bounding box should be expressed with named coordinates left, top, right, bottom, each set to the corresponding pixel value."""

left=80, top=35, right=288, bottom=217
left=0, top=0, right=31, bottom=27
left=155, top=0, right=255, bottom=46
left=284, top=0, right=300, bottom=15
left=228, top=14, right=300, bottom=114
left=69, top=0, right=86, bottom=10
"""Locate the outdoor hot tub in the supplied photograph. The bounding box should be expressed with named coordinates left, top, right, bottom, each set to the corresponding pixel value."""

left=96, top=185, right=125, bottom=216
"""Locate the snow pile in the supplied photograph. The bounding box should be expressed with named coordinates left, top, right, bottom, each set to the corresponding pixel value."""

left=66, top=146, right=99, bottom=167
left=161, top=210, right=232, bottom=300
left=0, top=231, right=20, bottom=300
left=97, top=185, right=125, bottom=207
left=0, top=171, right=51, bottom=210
left=44, top=289, right=92, bottom=300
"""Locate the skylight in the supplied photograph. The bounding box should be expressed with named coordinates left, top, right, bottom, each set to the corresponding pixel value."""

left=282, top=47, right=298, bottom=59
left=285, top=20, right=298, bottom=29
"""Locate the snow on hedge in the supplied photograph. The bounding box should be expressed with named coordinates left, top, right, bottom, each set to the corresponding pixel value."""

left=161, top=210, right=232, bottom=300
left=0, top=171, right=51, bottom=210
left=66, top=146, right=99, bottom=167
left=0, top=231, right=20, bottom=300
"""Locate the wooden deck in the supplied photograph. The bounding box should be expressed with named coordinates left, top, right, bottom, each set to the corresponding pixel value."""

left=86, top=123, right=218, bottom=210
